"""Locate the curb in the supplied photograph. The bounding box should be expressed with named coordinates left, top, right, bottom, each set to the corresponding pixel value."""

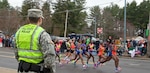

left=119, top=55, right=150, bottom=60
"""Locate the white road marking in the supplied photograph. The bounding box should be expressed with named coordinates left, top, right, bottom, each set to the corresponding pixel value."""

left=129, top=63, right=140, bottom=66
left=0, top=55, right=15, bottom=58
left=0, top=51, right=14, bottom=55
left=0, top=50, right=15, bottom=58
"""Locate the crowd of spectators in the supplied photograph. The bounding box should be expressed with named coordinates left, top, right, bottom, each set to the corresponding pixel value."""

left=127, top=37, right=147, bottom=57
left=0, top=35, right=15, bottom=48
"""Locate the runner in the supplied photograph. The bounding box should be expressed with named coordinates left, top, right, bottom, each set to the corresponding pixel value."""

left=99, top=42, right=121, bottom=73
left=87, top=40, right=97, bottom=68
left=69, top=39, right=80, bottom=65
left=72, top=39, right=87, bottom=69
left=96, top=42, right=106, bottom=67
left=81, top=39, right=90, bottom=61
left=63, top=39, right=71, bottom=62
left=55, top=39, right=62, bottom=66
left=69, top=39, right=76, bottom=59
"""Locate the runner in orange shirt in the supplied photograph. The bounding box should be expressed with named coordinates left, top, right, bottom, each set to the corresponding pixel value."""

left=112, top=42, right=121, bottom=72
left=97, top=42, right=106, bottom=67
left=112, top=43, right=118, bottom=56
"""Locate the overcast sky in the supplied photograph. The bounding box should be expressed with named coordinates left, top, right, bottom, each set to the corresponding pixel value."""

left=8, top=0, right=143, bottom=8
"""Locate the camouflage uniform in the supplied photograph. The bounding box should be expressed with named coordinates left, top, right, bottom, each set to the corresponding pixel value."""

left=15, top=31, right=56, bottom=73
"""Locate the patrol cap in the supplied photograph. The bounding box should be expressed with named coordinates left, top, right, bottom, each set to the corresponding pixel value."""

left=27, top=9, right=44, bottom=18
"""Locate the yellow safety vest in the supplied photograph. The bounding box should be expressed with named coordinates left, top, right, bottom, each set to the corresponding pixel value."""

left=15, top=24, right=44, bottom=64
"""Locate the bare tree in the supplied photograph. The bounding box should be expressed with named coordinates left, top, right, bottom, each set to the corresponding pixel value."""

left=0, top=8, right=21, bottom=35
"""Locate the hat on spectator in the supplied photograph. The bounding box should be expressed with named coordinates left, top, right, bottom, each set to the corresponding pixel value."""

left=27, top=9, right=44, bottom=18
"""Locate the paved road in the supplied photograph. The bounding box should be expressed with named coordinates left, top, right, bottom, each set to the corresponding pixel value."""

left=0, top=47, right=150, bottom=73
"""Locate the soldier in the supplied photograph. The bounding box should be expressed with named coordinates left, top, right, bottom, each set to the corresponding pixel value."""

left=14, top=9, right=56, bottom=73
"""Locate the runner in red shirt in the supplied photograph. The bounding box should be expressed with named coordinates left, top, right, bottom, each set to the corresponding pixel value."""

left=55, top=39, right=62, bottom=65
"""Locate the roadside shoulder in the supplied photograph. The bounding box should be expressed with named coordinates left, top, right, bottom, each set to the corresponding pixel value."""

left=0, top=67, right=16, bottom=73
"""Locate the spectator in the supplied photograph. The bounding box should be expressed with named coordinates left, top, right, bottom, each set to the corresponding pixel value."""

left=132, top=39, right=137, bottom=48
left=2, top=36, right=5, bottom=47
left=5, top=35, right=10, bottom=47
left=141, top=41, right=147, bottom=56
left=137, top=40, right=144, bottom=56
left=127, top=40, right=131, bottom=51
left=0, top=36, right=2, bottom=47
left=60, top=40, right=67, bottom=53
left=95, top=38, right=100, bottom=50
left=107, top=36, right=113, bottom=44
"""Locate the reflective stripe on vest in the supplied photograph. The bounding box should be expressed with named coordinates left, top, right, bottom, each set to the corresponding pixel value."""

left=15, top=24, right=44, bottom=64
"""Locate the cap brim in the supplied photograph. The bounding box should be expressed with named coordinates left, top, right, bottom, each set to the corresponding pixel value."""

left=41, top=16, right=44, bottom=19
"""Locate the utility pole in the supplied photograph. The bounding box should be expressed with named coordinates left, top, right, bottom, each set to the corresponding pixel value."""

left=64, top=10, right=69, bottom=38
left=94, top=17, right=97, bottom=38
left=124, top=0, right=127, bottom=50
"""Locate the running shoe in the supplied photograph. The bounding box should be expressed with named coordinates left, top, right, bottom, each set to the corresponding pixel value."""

left=82, top=65, right=87, bottom=69
left=96, top=61, right=100, bottom=67
left=86, top=63, right=89, bottom=67
left=94, top=64, right=97, bottom=68
left=60, top=54, right=62, bottom=58
left=115, top=67, right=122, bottom=73
left=71, top=60, right=75, bottom=63
left=118, top=67, right=122, bottom=71
left=73, top=62, right=76, bottom=66
left=86, top=62, right=89, bottom=67
left=99, top=63, right=103, bottom=67
left=66, top=58, right=70, bottom=64
left=59, top=62, right=63, bottom=67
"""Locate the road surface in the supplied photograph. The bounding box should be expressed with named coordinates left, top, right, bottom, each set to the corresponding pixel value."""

left=0, top=47, right=150, bottom=73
